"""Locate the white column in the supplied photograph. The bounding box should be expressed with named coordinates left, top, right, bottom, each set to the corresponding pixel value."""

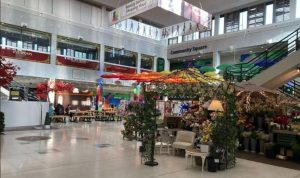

left=153, top=56, right=158, bottom=72
left=50, top=34, right=57, bottom=66
left=99, top=44, right=105, bottom=75
left=164, top=58, right=170, bottom=71
left=290, top=0, right=297, bottom=20
left=213, top=51, right=221, bottom=68
left=137, top=53, right=141, bottom=73
left=101, top=6, right=107, bottom=27
left=214, top=14, right=220, bottom=36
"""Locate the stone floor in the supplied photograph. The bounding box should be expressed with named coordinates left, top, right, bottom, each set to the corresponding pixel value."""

left=1, top=122, right=300, bottom=178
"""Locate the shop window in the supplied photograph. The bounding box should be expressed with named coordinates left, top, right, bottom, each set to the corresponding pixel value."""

left=57, top=36, right=99, bottom=60
left=104, top=46, right=137, bottom=67
left=239, top=11, right=248, bottom=30
left=0, top=23, right=51, bottom=53
left=168, top=37, right=178, bottom=45
left=265, top=3, right=274, bottom=24
left=275, top=0, right=290, bottom=23
left=248, top=4, right=265, bottom=28
left=225, top=11, right=239, bottom=33
left=141, top=54, right=154, bottom=70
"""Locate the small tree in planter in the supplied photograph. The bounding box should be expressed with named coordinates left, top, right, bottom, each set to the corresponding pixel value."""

left=241, top=131, right=251, bottom=152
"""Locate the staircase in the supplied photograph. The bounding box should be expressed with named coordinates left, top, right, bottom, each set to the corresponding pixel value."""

left=225, top=27, right=300, bottom=84
left=3, top=80, right=40, bottom=101
left=279, top=79, right=300, bottom=99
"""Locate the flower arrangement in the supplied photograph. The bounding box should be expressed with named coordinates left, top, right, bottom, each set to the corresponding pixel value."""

left=274, top=115, right=289, bottom=125
left=200, top=120, right=213, bottom=144
left=256, top=131, right=270, bottom=141
left=244, top=122, right=255, bottom=131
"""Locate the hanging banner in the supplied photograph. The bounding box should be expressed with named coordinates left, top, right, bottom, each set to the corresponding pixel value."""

left=160, top=19, right=211, bottom=39
left=109, top=0, right=158, bottom=25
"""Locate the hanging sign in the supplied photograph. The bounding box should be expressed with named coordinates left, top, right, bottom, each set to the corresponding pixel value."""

left=109, top=0, right=158, bottom=25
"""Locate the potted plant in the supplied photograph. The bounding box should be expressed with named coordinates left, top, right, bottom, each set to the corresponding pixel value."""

left=291, top=138, right=300, bottom=163
left=250, top=131, right=258, bottom=153
left=199, top=120, right=212, bottom=153
left=241, top=131, right=251, bottom=152
left=257, top=131, right=269, bottom=155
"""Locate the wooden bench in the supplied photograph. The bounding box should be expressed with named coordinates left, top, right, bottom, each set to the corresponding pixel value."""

left=51, top=115, right=69, bottom=123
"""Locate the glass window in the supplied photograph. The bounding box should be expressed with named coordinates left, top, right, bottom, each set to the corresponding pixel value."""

left=193, top=32, right=199, bottom=40
left=141, top=54, right=154, bottom=70
left=168, top=37, right=178, bottom=45
left=57, top=36, right=99, bottom=60
left=104, top=46, right=137, bottom=67
left=275, top=0, right=290, bottom=23
left=297, top=0, right=300, bottom=18
left=248, top=4, right=265, bottom=28
left=211, top=19, right=215, bottom=36
left=239, top=11, right=248, bottom=30
left=178, top=36, right=183, bottom=43
left=266, top=3, right=274, bottom=24
left=225, top=11, right=239, bottom=33
left=219, top=16, right=225, bottom=35
left=200, top=30, right=211, bottom=38
left=182, top=34, right=193, bottom=42
left=0, top=23, right=51, bottom=52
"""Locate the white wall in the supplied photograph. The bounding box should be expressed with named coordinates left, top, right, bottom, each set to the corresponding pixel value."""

left=1, top=100, right=49, bottom=128
left=168, top=20, right=300, bottom=64
left=0, top=0, right=168, bottom=81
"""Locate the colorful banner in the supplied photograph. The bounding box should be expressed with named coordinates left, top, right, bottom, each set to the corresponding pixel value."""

left=0, top=46, right=50, bottom=63
left=56, top=55, right=100, bottom=70
left=105, top=64, right=136, bottom=74
left=109, top=0, right=158, bottom=25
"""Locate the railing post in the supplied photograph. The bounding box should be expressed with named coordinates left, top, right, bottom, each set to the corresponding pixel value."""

left=240, top=64, right=243, bottom=82
left=296, top=30, right=299, bottom=51
left=265, top=51, right=268, bottom=68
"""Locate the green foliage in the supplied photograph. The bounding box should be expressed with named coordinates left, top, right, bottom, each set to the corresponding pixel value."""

left=211, top=83, right=238, bottom=168
left=0, top=112, right=5, bottom=134
left=200, top=66, right=216, bottom=73
left=291, top=138, right=300, bottom=154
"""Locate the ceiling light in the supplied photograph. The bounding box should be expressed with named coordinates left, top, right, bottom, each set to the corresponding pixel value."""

left=297, top=68, right=300, bottom=73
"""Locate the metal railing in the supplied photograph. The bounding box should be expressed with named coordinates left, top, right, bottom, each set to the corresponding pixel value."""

left=224, top=27, right=300, bottom=82
left=279, top=80, right=300, bottom=100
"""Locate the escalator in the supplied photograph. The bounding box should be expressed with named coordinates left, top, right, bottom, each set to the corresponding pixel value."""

left=225, top=27, right=300, bottom=89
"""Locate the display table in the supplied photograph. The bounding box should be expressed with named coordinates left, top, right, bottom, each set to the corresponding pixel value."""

left=185, top=147, right=209, bottom=172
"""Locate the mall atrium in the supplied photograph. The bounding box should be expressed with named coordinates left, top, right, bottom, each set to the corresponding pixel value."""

left=1, top=0, right=300, bottom=177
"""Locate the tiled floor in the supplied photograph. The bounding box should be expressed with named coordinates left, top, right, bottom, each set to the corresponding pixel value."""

left=1, top=122, right=300, bottom=178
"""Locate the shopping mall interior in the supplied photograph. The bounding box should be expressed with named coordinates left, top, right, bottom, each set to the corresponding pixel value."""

left=1, top=0, right=300, bottom=177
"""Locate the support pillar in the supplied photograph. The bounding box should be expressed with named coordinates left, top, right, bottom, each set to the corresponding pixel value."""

left=137, top=53, right=141, bottom=73
left=99, top=44, right=105, bottom=75
left=153, top=56, right=158, bottom=72
left=290, top=0, right=297, bottom=20
left=214, top=14, right=220, bottom=36
left=213, top=51, right=221, bottom=70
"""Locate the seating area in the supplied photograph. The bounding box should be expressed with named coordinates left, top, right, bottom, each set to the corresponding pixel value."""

left=51, top=110, right=123, bottom=123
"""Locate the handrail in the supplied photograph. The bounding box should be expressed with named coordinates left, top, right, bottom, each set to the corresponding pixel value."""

left=279, top=80, right=300, bottom=100
left=225, top=27, right=300, bottom=82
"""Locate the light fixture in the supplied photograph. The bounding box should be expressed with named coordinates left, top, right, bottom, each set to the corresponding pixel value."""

left=297, top=68, right=300, bottom=73
left=208, top=99, right=224, bottom=112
